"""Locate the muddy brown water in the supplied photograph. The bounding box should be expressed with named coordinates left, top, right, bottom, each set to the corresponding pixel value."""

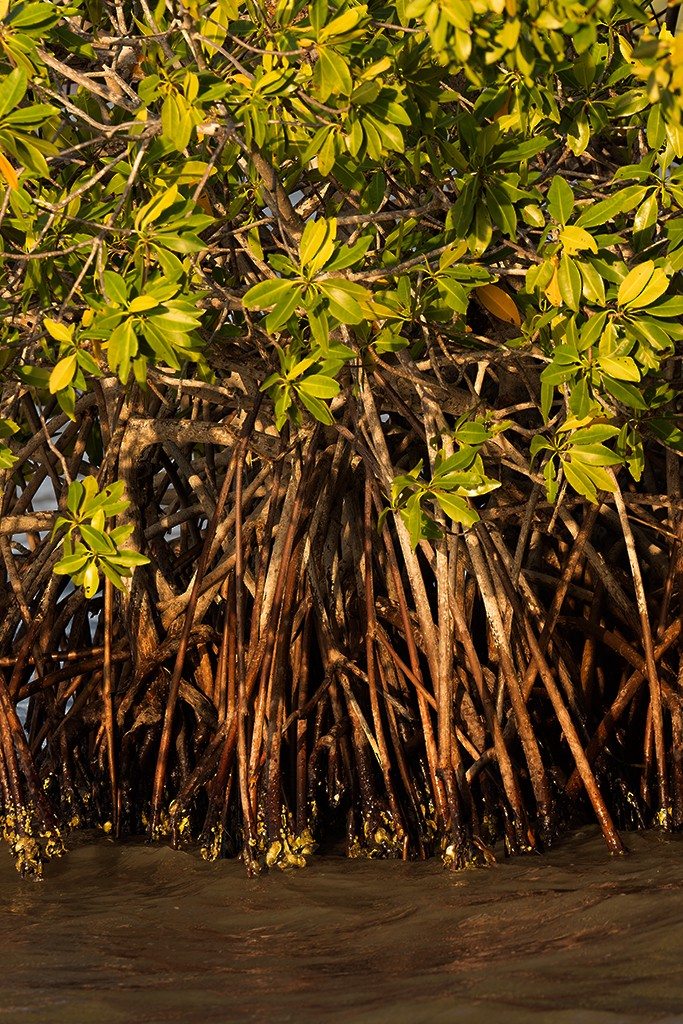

left=2, top=828, right=683, bottom=1024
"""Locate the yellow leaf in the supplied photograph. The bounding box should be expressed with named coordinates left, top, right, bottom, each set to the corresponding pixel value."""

left=545, top=266, right=562, bottom=306
left=476, top=283, right=522, bottom=326
left=0, top=151, right=18, bottom=191
left=44, top=318, right=74, bottom=343
left=618, top=260, right=668, bottom=309
left=49, top=353, right=77, bottom=394
left=83, top=562, right=99, bottom=599
left=559, top=225, right=598, bottom=256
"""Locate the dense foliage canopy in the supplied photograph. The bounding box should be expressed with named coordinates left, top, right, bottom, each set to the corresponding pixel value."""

left=0, top=0, right=682, bottom=875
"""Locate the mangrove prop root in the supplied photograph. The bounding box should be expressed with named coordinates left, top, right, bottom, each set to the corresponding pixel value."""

left=1, top=360, right=681, bottom=875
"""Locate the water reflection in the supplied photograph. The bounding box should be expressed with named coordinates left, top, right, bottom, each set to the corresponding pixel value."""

left=1, top=829, right=683, bottom=1023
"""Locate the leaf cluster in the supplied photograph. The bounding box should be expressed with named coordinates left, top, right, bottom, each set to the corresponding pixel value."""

left=52, top=479, right=149, bottom=598
left=0, top=0, right=681, bottom=544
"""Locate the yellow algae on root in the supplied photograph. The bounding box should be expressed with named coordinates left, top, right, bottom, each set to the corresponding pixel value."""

left=1, top=807, right=65, bottom=879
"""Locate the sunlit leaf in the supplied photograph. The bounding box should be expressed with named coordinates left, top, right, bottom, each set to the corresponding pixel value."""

left=49, top=353, right=77, bottom=393
left=0, top=151, right=18, bottom=190
left=547, top=176, right=574, bottom=225
left=476, top=283, right=521, bottom=326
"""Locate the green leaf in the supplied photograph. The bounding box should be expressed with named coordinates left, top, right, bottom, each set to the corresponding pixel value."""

left=574, top=51, right=596, bottom=90
left=433, top=491, right=479, bottom=528
left=547, top=176, right=574, bottom=226
left=541, top=381, right=554, bottom=423
left=100, top=561, right=127, bottom=590
left=297, top=388, right=335, bottom=424
left=106, top=550, right=150, bottom=568
left=450, top=177, right=477, bottom=238
left=56, top=386, right=76, bottom=421
left=646, top=104, right=666, bottom=149
left=648, top=417, right=683, bottom=451
left=324, top=235, right=372, bottom=273
left=376, top=119, right=405, bottom=154
left=299, top=217, right=331, bottom=270
left=0, top=444, right=17, bottom=468
left=570, top=442, right=622, bottom=467
left=150, top=245, right=184, bottom=282
left=645, top=297, right=683, bottom=317
left=315, top=48, right=352, bottom=100
left=0, top=418, right=17, bottom=440
left=490, top=136, right=554, bottom=164
left=102, top=271, right=128, bottom=305
left=109, top=523, right=135, bottom=546
left=107, top=319, right=137, bottom=382
left=578, top=260, right=606, bottom=305
left=580, top=310, right=608, bottom=349
left=602, top=375, right=647, bottom=410
left=0, top=68, right=26, bottom=120
left=5, top=103, right=58, bottom=128
left=561, top=457, right=615, bottom=503
left=451, top=422, right=490, bottom=446
left=432, top=447, right=477, bottom=477
left=626, top=317, right=673, bottom=352
left=79, top=524, right=117, bottom=554
left=75, top=349, right=100, bottom=376
left=633, top=194, right=658, bottom=252
left=438, top=276, right=468, bottom=314
left=148, top=308, right=202, bottom=331
left=162, top=92, right=192, bottom=151
left=568, top=377, right=594, bottom=419
left=134, top=186, right=178, bottom=233
left=67, top=480, right=84, bottom=515
left=567, top=111, right=590, bottom=157
left=308, top=303, right=330, bottom=351
left=318, top=5, right=365, bottom=41
left=264, top=285, right=304, bottom=332
left=274, top=387, right=292, bottom=428
left=486, top=183, right=516, bottom=237
left=243, top=278, right=299, bottom=310
left=544, top=457, right=559, bottom=503
left=406, top=493, right=423, bottom=550
left=78, top=478, right=101, bottom=513
left=54, top=552, right=90, bottom=575
left=360, top=172, right=385, bottom=214
left=558, top=254, right=582, bottom=311
left=576, top=185, right=647, bottom=229
left=521, top=204, right=545, bottom=229
left=296, top=373, right=340, bottom=399
left=318, top=279, right=370, bottom=323
left=470, top=203, right=492, bottom=253
left=153, top=232, right=207, bottom=254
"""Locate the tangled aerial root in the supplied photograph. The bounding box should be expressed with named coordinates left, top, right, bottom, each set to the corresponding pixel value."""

left=1, top=360, right=680, bottom=876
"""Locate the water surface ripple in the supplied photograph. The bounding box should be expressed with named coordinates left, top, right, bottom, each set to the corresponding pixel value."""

left=2, top=828, right=683, bottom=1023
